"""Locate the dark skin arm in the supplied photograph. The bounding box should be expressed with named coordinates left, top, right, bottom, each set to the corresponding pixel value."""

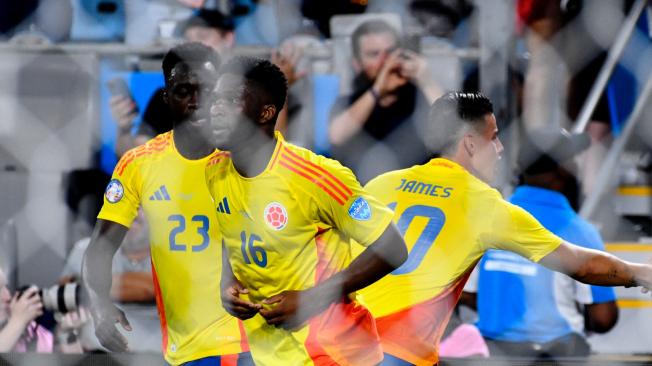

left=221, top=241, right=262, bottom=320
left=259, top=224, right=407, bottom=330
left=539, top=241, right=652, bottom=289
left=543, top=243, right=620, bottom=333
left=81, top=219, right=132, bottom=352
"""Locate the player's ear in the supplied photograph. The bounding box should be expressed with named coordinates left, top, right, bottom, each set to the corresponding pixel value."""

left=258, top=104, right=276, bottom=125
left=463, top=134, right=475, bottom=157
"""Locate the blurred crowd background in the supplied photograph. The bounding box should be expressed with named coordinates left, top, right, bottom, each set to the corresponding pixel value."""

left=1, top=0, right=652, bottom=364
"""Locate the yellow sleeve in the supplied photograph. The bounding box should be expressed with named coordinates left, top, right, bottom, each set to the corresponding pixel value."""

left=308, top=156, right=394, bottom=247
left=482, top=193, right=563, bottom=262
left=96, top=150, right=142, bottom=228
left=363, top=173, right=396, bottom=207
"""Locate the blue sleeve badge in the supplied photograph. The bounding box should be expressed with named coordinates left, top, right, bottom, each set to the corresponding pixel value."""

left=348, top=197, right=371, bottom=221
left=105, top=179, right=124, bottom=204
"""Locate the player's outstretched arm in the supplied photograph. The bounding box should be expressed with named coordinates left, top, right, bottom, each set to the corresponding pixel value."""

left=539, top=241, right=652, bottom=290
left=220, top=241, right=261, bottom=320
left=260, top=224, right=407, bottom=330
left=81, top=219, right=132, bottom=352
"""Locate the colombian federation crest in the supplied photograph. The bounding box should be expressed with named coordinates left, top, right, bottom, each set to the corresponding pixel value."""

left=264, top=202, right=288, bottom=230
left=348, top=197, right=371, bottom=221
left=105, top=179, right=124, bottom=204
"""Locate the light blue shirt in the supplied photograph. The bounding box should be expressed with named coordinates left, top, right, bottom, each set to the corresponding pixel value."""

left=475, top=185, right=616, bottom=343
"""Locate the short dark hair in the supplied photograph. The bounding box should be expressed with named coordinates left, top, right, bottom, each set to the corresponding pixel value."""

left=426, top=92, right=494, bottom=154
left=220, top=56, right=288, bottom=119
left=162, top=42, right=221, bottom=84
left=176, top=9, right=235, bottom=36
left=351, top=19, right=399, bottom=59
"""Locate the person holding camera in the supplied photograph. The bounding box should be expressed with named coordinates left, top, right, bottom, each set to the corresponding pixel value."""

left=0, top=279, right=44, bottom=352
left=329, top=19, right=442, bottom=183
left=59, top=209, right=160, bottom=353
left=0, top=268, right=85, bottom=353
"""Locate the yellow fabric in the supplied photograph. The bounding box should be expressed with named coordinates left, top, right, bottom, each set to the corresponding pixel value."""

left=358, top=157, right=563, bottom=318
left=98, top=132, right=243, bottom=365
left=206, top=132, right=393, bottom=365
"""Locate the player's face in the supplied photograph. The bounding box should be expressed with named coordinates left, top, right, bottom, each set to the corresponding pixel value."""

left=354, top=31, right=398, bottom=80
left=210, top=73, right=257, bottom=150
left=165, top=61, right=218, bottom=130
left=471, top=113, right=503, bottom=183
left=0, top=270, right=10, bottom=322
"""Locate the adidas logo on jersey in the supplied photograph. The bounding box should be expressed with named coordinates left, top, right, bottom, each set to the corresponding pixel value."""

left=216, top=197, right=231, bottom=214
left=149, top=185, right=171, bottom=201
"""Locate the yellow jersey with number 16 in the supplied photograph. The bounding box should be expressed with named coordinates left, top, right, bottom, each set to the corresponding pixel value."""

left=206, top=132, right=394, bottom=366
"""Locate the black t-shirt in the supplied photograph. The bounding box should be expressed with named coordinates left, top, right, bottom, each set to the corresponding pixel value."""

left=329, top=74, right=430, bottom=183
left=136, top=88, right=174, bottom=137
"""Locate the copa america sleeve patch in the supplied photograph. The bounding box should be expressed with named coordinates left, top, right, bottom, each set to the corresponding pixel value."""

left=105, top=179, right=124, bottom=204
left=348, top=197, right=371, bottom=221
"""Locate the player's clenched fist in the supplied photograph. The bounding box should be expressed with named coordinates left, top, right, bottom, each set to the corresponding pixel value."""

left=260, top=288, right=332, bottom=331
left=221, top=280, right=261, bottom=320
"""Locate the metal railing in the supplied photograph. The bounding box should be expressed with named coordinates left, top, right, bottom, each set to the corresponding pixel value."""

left=576, top=0, right=651, bottom=219
left=572, top=0, right=649, bottom=134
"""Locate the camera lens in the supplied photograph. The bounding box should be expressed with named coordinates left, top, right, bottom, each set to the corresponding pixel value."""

left=41, top=283, right=79, bottom=313
left=17, top=283, right=79, bottom=313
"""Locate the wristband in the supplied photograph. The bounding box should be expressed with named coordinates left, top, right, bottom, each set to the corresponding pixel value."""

left=370, top=88, right=381, bottom=103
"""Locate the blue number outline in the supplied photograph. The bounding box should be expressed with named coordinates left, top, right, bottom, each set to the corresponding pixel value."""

left=241, top=231, right=251, bottom=264
left=168, top=215, right=187, bottom=251
left=390, top=204, right=446, bottom=275
left=240, top=231, right=267, bottom=268
left=191, top=215, right=210, bottom=252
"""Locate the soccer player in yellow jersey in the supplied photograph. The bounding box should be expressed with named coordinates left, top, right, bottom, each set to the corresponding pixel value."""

left=82, top=43, right=252, bottom=365
left=358, top=92, right=652, bottom=366
left=206, top=56, right=407, bottom=366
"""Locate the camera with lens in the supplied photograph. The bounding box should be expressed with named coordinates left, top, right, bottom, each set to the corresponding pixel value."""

left=16, top=283, right=80, bottom=313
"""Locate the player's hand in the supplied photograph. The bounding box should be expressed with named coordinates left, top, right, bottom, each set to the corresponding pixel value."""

left=221, top=281, right=261, bottom=320
left=260, top=289, right=330, bottom=331
left=637, top=260, right=652, bottom=295
left=89, top=300, right=131, bottom=352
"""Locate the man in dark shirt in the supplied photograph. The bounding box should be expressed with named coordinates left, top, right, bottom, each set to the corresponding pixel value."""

left=329, top=19, right=442, bottom=182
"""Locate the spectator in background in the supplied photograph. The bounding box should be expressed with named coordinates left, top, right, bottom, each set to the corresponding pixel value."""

left=300, top=0, right=367, bottom=38
left=59, top=209, right=160, bottom=353
left=518, top=0, right=614, bottom=197
left=0, top=268, right=85, bottom=353
left=0, top=0, right=72, bottom=43
left=178, top=8, right=235, bottom=55
left=329, top=19, right=442, bottom=183
left=270, top=34, right=324, bottom=141
left=464, top=128, right=618, bottom=358
left=111, top=9, right=233, bottom=157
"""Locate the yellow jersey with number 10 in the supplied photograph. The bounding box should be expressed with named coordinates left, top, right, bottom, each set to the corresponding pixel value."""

left=98, top=132, right=245, bottom=365
left=206, top=132, right=394, bottom=366
left=358, top=158, right=563, bottom=366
